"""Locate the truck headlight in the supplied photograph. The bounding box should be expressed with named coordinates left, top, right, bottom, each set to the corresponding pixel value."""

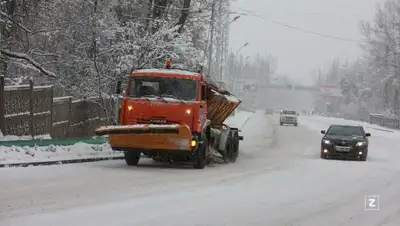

left=356, top=141, right=367, bottom=146
left=323, top=139, right=331, bottom=144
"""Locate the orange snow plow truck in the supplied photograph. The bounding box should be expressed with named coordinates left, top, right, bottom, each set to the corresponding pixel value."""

left=95, top=61, right=243, bottom=169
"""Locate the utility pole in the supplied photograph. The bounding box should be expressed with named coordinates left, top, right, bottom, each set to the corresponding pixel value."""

left=207, top=0, right=217, bottom=79
left=220, top=1, right=234, bottom=83
left=214, top=0, right=223, bottom=81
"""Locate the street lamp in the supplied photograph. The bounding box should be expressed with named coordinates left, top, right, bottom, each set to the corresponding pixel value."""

left=232, top=16, right=241, bottom=23
left=217, top=16, right=241, bottom=81
left=231, top=42, right=249, bottom=92
left=235, top=42, right=249, bottom=57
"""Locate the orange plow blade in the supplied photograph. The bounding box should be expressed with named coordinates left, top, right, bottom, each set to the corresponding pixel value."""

left=95, top=124, right=193, bottom=151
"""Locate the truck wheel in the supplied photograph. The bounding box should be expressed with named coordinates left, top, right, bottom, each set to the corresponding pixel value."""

left=294, top=123, right=298, bottom=126
left=124, top=151, right=141, bottom=166
left=280, top=122, right=283, bottom=126
left=230, top=132, right=240, bottom=162
left=193, top=136, right=207, bottom=169
left=223, top=132, right=233, bottom=163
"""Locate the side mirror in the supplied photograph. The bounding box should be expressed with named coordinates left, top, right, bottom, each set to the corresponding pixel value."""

left=365, top=133, right=371, bottom=137
left=116, top=81, right=122, bottom=94
left=201, top=84, right=207, bottom=100
left=321, top=130, right=326, bottom=134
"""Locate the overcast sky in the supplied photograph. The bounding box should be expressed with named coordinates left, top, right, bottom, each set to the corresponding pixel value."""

left=228, top=0, right=382, bottom=85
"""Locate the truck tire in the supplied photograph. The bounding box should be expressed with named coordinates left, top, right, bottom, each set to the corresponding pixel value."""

left=193, top=136, right=208, bottom=169
left=223, top=132, right=233, bottom=163
left=230, top=132, right=240, bottom=162
left=280, top=122, right=283, bottom=126
left=124, top=151, right=141, bottom=166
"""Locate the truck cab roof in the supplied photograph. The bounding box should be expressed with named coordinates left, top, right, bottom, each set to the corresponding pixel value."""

left=132, top=69, right=203, bottom=81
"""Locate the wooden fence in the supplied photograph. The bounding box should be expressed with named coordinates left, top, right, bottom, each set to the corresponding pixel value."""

left=0, top=76, right=114, bottom=139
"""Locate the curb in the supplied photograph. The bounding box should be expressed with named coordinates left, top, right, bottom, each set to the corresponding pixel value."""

left=0, top=156, right=124, bottom=168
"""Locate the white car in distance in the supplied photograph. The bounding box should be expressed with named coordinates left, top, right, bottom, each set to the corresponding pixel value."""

left=280, top=109, right=298, bottom=126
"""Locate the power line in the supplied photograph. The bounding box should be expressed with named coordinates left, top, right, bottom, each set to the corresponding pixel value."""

left=235, top=7, right=366, bottom=43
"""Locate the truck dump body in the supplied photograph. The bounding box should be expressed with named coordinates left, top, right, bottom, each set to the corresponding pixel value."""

left=207, top=88, right=241, bottom=127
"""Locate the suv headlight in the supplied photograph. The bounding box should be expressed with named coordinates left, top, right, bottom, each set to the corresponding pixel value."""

left=356, top=141, right=367, bottom=146
left=323, top=139, right=331, bottom=144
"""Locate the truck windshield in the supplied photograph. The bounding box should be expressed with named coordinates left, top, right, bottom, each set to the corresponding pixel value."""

left=128, top=76, right=198, bottom=101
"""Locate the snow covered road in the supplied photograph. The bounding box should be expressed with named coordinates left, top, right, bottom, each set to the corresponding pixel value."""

left=1, top=113, right=400, bottom=225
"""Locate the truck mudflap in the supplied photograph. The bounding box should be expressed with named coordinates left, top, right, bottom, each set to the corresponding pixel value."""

left=94, top=124, right=194, bottom=151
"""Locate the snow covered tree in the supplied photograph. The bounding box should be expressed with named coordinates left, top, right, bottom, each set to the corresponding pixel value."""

left=360, top=0, right=400, bottom=116
left=0, top=0, right=211, bottom=94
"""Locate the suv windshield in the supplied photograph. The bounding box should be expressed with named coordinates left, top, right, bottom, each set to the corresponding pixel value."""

left=326, top=125, right=365, bottom=136
left=128, top=76, right=198, bottom=101
left=282, top=110, right=296, bottom=115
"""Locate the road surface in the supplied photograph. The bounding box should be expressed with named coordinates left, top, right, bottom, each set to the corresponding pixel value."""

left=1, top=112, right=400, bottom=226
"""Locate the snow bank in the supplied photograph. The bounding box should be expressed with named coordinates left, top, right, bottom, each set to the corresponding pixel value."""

left=0, top=143, right=120, bottom=165
left=0, top=111, right=254, bottom=165
left=0, top=134, right=51, bottom=141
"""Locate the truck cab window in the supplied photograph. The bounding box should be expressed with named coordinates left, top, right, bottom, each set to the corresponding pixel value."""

left=128, top=76, right=197, bottom=101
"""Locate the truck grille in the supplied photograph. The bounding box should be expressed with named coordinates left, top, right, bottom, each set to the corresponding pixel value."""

left=136, top=118, right=180, bottom=125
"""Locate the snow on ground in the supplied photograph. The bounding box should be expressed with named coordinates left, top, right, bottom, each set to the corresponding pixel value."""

left=0, top=111, right=254, bottom=165
left=0, top=134, right=51, bottom=141
left=0, top=143, right=121, bottom=165
left=2, top=113, right=400, bottom=226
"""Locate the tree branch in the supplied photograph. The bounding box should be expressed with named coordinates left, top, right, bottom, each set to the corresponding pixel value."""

left=0, top=49, right=57, bottom=78
left=0, top=10, right=32, bottom=33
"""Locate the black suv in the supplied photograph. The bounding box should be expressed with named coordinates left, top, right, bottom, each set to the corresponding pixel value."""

left=320, top=124, right=371, bottom=161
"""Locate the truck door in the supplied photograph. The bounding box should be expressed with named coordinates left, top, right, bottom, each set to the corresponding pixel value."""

left=199, top=82, right=207, bottom=130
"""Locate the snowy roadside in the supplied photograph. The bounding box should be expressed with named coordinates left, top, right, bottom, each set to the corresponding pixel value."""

left=0, top=110, right=254, bottom=166
left=0, top=134, right=51, bottom=141
left=0, top=143, right=121, bottom=166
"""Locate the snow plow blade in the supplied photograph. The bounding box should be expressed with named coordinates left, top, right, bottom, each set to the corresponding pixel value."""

left=94, top=124, right=193, bottom=151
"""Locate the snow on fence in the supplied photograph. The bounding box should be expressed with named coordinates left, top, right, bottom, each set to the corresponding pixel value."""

left=0, top=77, right=114, bottom=139
left=369, top=113, right=400, bottom=129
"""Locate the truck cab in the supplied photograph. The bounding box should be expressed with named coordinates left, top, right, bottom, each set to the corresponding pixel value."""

left=279, top=109, right=298, bottom=126
left=120, top=68, right=207, bottom=135
left=95, top=61, right=242, bottom=169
